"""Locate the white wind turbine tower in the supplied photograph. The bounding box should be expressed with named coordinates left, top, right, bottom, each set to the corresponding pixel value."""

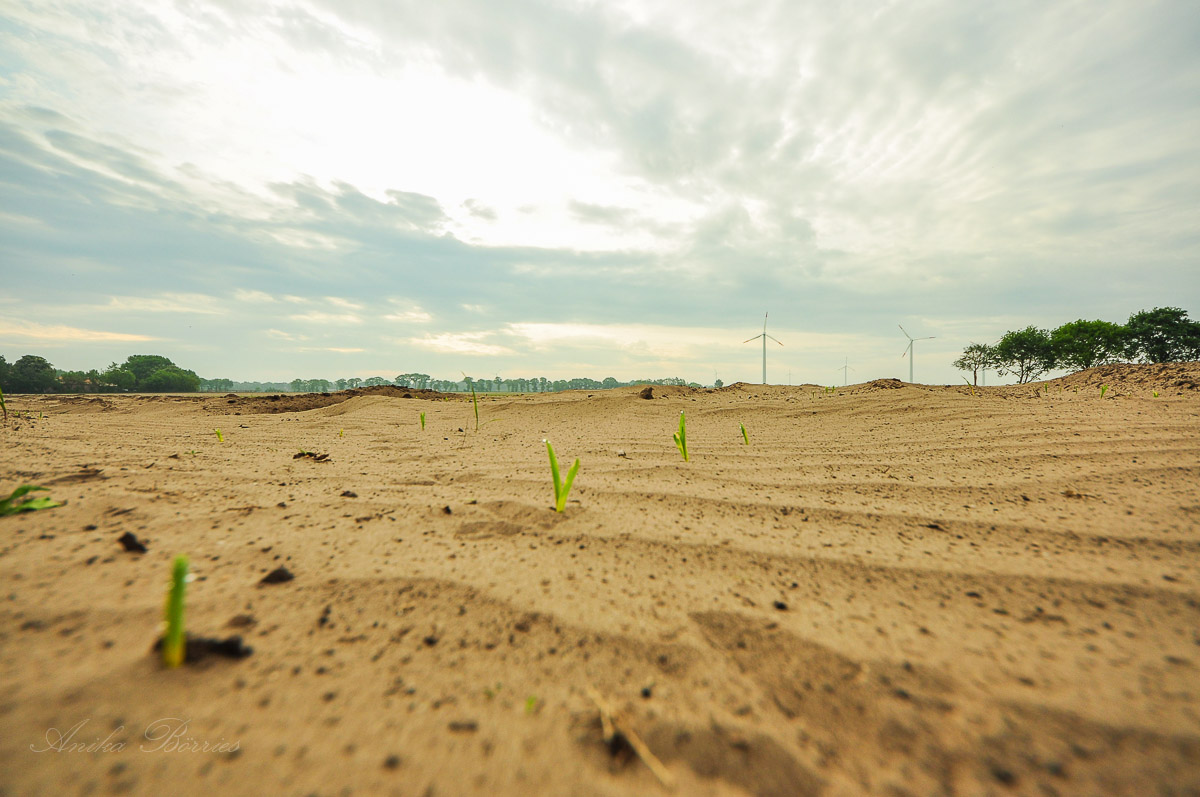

left=899, top=325, right=935, bottom=383
left=744, top=312, right=783, bottom=384
left=836, top=356, right=856, bottom=387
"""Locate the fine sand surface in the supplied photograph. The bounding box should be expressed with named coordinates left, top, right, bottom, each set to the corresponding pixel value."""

left=2, top=363, right=1199, bottom=796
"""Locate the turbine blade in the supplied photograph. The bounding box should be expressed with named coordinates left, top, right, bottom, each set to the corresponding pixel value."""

left=765, top=335, right=783, bottom=345
left=898, top=324, right=911, bottom=339
left=743, top=335, right=763, bottom=344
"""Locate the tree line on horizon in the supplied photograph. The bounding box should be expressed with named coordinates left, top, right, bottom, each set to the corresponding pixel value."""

left=953, top=307, right=1200, bottom=385
left=0, top=353, right=705, bottom=395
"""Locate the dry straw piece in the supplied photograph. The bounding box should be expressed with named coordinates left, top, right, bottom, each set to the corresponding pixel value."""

left=586, top=685, right=675, bottom=789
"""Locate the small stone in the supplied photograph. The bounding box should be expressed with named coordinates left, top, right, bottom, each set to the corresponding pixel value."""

left=260, top=567, right=294, bottom=585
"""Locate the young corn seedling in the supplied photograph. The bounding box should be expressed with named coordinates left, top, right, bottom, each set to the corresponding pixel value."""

left=962, top=377, right=975, bottom=397
left=545, top=439, right=580, bottom=513
left=0, top=385, right=7, bottom=423
left=462, top=373, right=481, bottom=431
left=740, top=422, right=749, bottom=445
left=420, top=411, right=426, bottom=430
left=1153, top=390, right=1160, bottom=398
left=1099, top=385, right=1108, bottom=399
left=338, top=428, right=344, bottom=438
left=673, top=411, right=689, bottom=461
left=0, top=485, right=61, bottom=516
left=162, top=556, right=189, bottom=668
left=214, top=428, right=224, bottom=442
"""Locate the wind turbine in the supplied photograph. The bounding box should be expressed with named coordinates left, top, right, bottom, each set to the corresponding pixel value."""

left=836, top=357, right=856, bottom=387
left=744, top=312, right=783, bottom=384
left=898, top=325, right=934, bottom=384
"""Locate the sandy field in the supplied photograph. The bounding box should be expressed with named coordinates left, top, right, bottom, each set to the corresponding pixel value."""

left=1, top=362, right=1198, bottom=796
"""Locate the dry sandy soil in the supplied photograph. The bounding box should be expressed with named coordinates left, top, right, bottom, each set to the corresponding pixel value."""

left=1, top=363, right=1198, bottom=796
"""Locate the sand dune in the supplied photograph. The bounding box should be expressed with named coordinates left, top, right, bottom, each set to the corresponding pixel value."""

left=2, top=364, right=1198, bottom=795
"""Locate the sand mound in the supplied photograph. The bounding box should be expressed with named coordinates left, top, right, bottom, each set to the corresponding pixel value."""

left=1049, top=361, right=1200, bottom=395
left=215, top=384, right=455, bottom=415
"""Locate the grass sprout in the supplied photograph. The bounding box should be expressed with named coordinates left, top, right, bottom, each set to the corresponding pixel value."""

left=338, top=428, right=344, bottom=438
left=0, top=385, right=7, bottom=423
left=420, top=411, right=426, bottom=430
left=214, top=428, right=224, bottom=442
left=545, top=439, right=580, bottom=513
left=1099, top=385, right=1109, bottom=399
left=673, top=411, right=689, bottom=461
left=962, top=377, right=975, bottom=397
left=1153, top=390, right=1160, bottom=398
left=162, top=555, right=189, bottom=668
left=740, top=422, right=749, bottom=445
left=0, top=484, right=61, bottom=516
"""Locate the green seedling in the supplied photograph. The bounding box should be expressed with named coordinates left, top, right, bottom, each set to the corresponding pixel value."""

left=962, top=377, right=975, bottom=397
left=740, top=422, right=749, bottom=445
left=545, top=439, right=580, bottom=513
left=673, top=411, right=689, bottom=461
left=214, top=428, right=224, bottom=442
left=185, top=450, right=198, bottom=456
left=0, top=385, right=6, bottom=422
left=338, top=428, right=344, bottom=438
left=0, top=485, right=61, bottom=516
left=162, top=555, right=189, bottom=669
left=1099, top=385, right=1108, bottom=399
left=420, top=411, right=426, bottom=430
left=1153, top=390, right=1160, bottom=398
left=462, top=373, right=480, bottom=431
left=524, top=696, right=539, bottom=715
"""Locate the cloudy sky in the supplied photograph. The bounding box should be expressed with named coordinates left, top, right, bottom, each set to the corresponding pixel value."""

left=1, top=0, right=1197, bottom=386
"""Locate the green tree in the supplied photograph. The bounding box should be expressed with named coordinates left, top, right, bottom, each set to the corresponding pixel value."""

left=7, top=355, right=57, bottom=393
left=993, top=327, right=1055, bottom=384
left=141, top=367, right=200, bottom=392
left=121, top=355, right=178, bottom=386
left=101, top=365, right=136, bottom=391
left=0, top=356, right=9, bottom=390
left=1123, top=307, right=1200, bottom=363
left=1049, top=320, right=1126, bottom=371
left=953, top=343, right=998, bottom=386
left=59, top=370, right=89, bottom=392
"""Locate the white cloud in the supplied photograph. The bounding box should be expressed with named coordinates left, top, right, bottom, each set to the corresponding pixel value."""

left=234, top=289, right=277, bottom=303
left=288, top=312, right=363, bottom=325
left=266, top=329, right=307, bottom=341
left=409, top=333, right=514, bottom=356
left=103, top=293, right=225, bottom=314
left=0, top=317, right=156, bottom=342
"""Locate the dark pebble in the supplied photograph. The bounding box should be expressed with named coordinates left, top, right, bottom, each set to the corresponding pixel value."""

left=117, top=532, right=147, bottom=553
left=260, top=567, right=294, bottom=585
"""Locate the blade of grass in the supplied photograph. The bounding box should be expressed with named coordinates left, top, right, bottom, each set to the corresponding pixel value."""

left=545, top=439, right=580, bottom=512
left=672, top=411, right=689, bottom=461
left=740, top=422, right=749, bottom=445
left=162, top=556, right=188, bottom=668
left=0, top=484, right=61, bottom=516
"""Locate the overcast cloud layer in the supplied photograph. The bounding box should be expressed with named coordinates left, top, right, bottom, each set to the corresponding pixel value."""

left=1, top=0, right=1197, bottom=385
